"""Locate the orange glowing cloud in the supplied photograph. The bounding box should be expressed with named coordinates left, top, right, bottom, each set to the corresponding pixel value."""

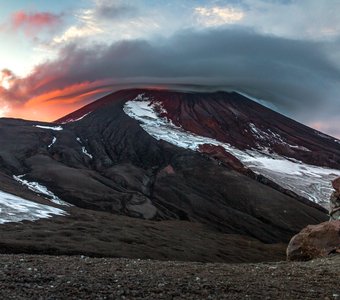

left=2, top=80, right=113, bottom=122
left=1, top=78, right=175, bottom=121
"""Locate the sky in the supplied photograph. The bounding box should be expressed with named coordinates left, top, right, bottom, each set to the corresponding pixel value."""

left=0, top=0, right=340, bottom=138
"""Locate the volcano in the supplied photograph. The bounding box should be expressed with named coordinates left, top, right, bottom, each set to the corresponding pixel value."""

left=0, top=89, right=339, bottom=262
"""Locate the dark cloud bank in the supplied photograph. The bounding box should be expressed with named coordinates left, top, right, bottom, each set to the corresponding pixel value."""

left=4, top=27, right=340, bottom=135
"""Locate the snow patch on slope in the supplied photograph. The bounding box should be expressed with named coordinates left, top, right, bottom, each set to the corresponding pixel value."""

left=61, top=112, right=92, bottom=124
left=13, top=175, right=71, bottom=206
left=0, top=190, right=66, bottom=224
left=34, top=125, right=63, bottom=131
left=48, top=137, right=57, bottom=148
left=82, top=147, right=93, bottom=159
left=124, top=94, right=340, bottom=207
left=249, top=123, right=310, bottom=152
left=240, top=155, right=339, bottom=205
left=76, top=137, right=93, bottom=159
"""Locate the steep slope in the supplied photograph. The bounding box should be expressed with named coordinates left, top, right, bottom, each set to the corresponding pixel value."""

left=0, top=88, right=337, bottom=261
left=122, top=91, right=340, bottom=207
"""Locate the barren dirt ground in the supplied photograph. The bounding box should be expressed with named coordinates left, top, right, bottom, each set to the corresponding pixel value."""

left=0, top=254, right=339, bottom=299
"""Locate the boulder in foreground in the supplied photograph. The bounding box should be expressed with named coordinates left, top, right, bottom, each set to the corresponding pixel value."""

left=330, top=177, right=340, bottom=220
left=332, top=177, right=340, bottom=192
left=287, top=220, right=340, bottom=261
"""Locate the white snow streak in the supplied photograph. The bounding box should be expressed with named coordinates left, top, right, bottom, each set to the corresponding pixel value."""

left=76, top=137, right=93, bottom=159
left=48, top=137, right=57, bottom=148
left=82, top=147, right=93, bottom=159
left=0, top=190, right=66, bottom=224
left=124, top=95, right=340, bottom=207
left=249, top=123, right=310, bottom=152
left=13, top=175, right=71, bottom=206
left=62, top=112, right=92, bottom=124
left=34, top=125, right=63, bottom=131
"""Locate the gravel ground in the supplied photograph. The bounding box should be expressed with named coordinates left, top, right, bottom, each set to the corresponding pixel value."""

left=0, top=254, right=339, bottom=299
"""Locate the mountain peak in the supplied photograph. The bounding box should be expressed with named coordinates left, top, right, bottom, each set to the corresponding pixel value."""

left=1, top=88, right=339, bottom=261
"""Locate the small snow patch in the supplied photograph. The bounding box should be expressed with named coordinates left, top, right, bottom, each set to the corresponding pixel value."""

left=13, top=175, right=71, bottom=206
left=62, top=112, right=92, bottom=124
left=249, top=123, right=310, bottom=151
left=34, top=125, right=63, bottom=131
left=82, top=147, right=93, bottom=159
left=0, top=189, right=66, bottom=224
left=289, top=145, right=311, bottom=151
left=48, top=137, right=57, bottom=148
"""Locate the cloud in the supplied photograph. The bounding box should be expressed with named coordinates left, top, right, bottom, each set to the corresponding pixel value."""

left=10, top=11, right=61, bottom=36
left=94, top=1, right=137, bottom=19
left=0, top=69, right=15, bottom=90
left=195, top=6, right=244, bottom=26
left=238, top=0, right=340, bottom=40
left=1, top=27, right=340, bottom=137
left=53, top=21, right=103, bottom=44
left=53, top=1, right=138, bottom=44
left=0, top=104, right=9, bottom=118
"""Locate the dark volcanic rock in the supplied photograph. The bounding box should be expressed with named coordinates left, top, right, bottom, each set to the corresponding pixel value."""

left=0, top=254, right=339, bottom=300
left=0, top=89, right=337, bottom=260
left=330, top=192, right=340, bottom=220
left=0, top=207, right=287, bottom=263
left=198, top=144, right=247, bottom=172
left=287, top=220, right=340, bottom=261
left=332, top=177, right=340, bottom=192
left=330, top=177, right=340, bottom=220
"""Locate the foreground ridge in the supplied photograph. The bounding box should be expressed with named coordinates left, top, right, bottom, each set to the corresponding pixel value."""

left=0, top=254, right=339, bottom=299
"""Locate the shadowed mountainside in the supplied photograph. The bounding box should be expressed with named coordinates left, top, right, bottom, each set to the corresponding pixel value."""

left=1, top=89, right=338, bottom=262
